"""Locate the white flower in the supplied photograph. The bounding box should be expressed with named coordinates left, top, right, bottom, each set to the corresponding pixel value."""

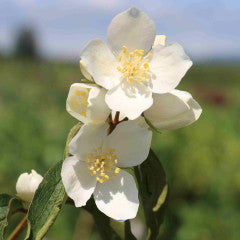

left=80, top=7, right=192, bottom=120
left=16, top=170, right=43, bottom=202
left=66, top=83, right=111, bottom=124
left=61, top=121, right=152, bottom=220
left=144, top=90, right=202, bottom=130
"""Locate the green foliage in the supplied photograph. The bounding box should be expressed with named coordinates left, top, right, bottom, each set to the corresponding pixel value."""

left=83, top=198, right=122, bottom=240
left=0, top=194, right=23, bottom=239
left=26, top=161, right=66, bottom=240
left=135, top=150, right=168, bottom=240
left=1, top=59, right=240, bottom=239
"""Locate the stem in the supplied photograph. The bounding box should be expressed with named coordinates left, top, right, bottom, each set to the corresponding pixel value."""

left=108, top=111, right=120, bottom=135
left=113, top=111, right=120, bottom=125
left=7, top=214, right=28, bottom=240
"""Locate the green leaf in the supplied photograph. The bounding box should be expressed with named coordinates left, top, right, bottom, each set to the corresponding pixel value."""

left=26, top=161, right=66, bottom=240
left=0, top=194, right=12, bottom=221
left=124, top=220, right=137, bottom=240
left=83, top=198, right=122, bottom=240
left=0, top=194, right=24, bottom=239
left=134, top=149, right=168, bottom=240
left=63, top=122, right=82, bottom=159
left=26, top=123, right=83, bottom=240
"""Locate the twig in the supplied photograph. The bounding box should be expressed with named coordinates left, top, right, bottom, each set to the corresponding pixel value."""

left=7, top=214, right=28, bottom=240
left=108, top=111, right=120, bottom=135
left=113, top=111, right=120, bottom=125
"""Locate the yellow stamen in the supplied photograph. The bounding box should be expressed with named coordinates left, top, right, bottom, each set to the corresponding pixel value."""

left=117, top=46, right=152, bottom=84
left=71, top=88, right=90, bottom=117
left=86, top=147, right=121, bottom=183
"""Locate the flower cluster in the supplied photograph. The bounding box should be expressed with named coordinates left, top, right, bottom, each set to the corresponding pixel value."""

left=61, top=7, right=202, bottom=221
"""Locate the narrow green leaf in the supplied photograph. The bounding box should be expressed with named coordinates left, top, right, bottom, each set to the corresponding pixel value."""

left=26, top=161, right=66, bottom=240
left=64, top=122, right=82, bottom=159
left=124, top=220, right=137, bottom=240
left=134, top=149, right=168, bottom=240
left=0, top=194, right=24, bottom=239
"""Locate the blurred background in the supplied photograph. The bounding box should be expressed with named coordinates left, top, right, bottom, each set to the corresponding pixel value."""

left=0, top=0, right=240, bottom=239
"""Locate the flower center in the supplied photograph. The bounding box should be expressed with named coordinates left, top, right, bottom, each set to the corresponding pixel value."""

left=117, top=46, right=152, bottom=84
left=72, top=89, right=90, bottom=117
left=86, top=147, right=121, bottom=183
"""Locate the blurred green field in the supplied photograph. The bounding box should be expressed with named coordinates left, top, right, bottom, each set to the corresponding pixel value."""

left=0, top=58, right=240, bottom=239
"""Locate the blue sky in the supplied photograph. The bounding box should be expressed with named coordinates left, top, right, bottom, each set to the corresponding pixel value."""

left=1, top=0, right=240, bottom=62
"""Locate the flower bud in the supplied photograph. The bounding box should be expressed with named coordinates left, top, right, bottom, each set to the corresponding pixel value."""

left=16, top=170, right=43, bottom=202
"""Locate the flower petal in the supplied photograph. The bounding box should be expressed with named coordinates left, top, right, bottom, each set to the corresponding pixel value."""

left=93, top=170, right=139, bottom=220
left=87, top=87, right=111, bottom=124
left=80, top=38, right=121, bottom=90
left=103, top=121, right=152, bottom=168
left=61, top=156, right=97, bottom=207
left=144, top=90, right=202, bottom=130
left=79, top=60, right=93, bottom=81
left=105, top=82, right=153, bottom=120
left=149, top=42, right=192, bottom=93
left=107, top=7, right=156, bottom=54
left=69, top=123, right=108, bottom=160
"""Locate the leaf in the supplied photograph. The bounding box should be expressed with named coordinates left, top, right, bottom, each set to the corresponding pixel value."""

left=134, top=149, right=168, bottom=240
left=83, top=198, right=122, bottom=240
left=26, top=122, right=83, bottom=240
left=63, top=122, right=82, bottom=159
left=26, top=161, right=66, bottom=240
left=0, top=194, right=24, bottom=239
left=0, top=194, right=12, bottom=221
left=124, top=220, right=137, bottom=240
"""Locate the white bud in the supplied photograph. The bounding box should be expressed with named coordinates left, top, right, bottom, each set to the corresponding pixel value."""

left=16, top=170, right=43, bottom=202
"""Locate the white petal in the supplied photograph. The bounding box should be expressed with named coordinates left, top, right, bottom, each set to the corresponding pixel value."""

left=79, top=60, right=93, bottom=81
left=149, top=42, right=192, bottom=93
left=80, top=39, right=121, bottom=90
left=153, top=35, right=166, bottom=46
left=107, top=7, right=156, bottom=54
left=105, top=82, right=153, bottom=120
left=61, top=156, right=97, bottom=207
left=133, top=116, right=149, bottom=129
left=93, top=170, right=139, bottom=220
left=69, top=123, right=108, bottom=161
left=87, top=87, right=111, bottom=124
left=16, top=170, right=43, bottom=202
left=66, top=83, right=95, bottom=123
left=144, top=90, right=202, bottom=130
left=103, top=121, right=152, bottom=168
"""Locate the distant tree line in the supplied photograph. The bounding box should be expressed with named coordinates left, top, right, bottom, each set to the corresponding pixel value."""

left=15, top=27, right=38, bottom=59
left=0, top=27, right=38, bottom=60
